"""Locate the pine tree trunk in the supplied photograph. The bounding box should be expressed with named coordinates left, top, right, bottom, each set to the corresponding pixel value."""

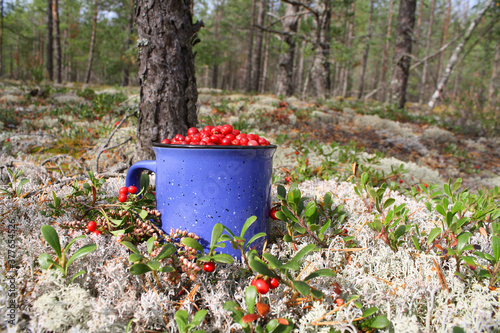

left=46, top=0, right=53, bottom=81
left=85, top=0, right=98, bottom=84
left=488, top=41, right=500, bottom=105
left=260, top=16, right=271, bottom=93
left=296, top=39, right=305, bottom=95
left=245, top=0, right=256, bottom=92
left=0, top=0, right=4, bottom=76
left=428, top=0, right=493, bottom=109
left=378, top=0, right=394, bottom=101
left=311, top=0, right=332, bottom=98
left=53, top=0, right=62, bottom=83
left=393, top=0, right=417, bottom=110
left=251, top=0, right=266, bottom=92
left=135, top=0, right=202, bottom=161
left=122, top=0, right=134, bottom=86
left=276, top=3, right=299, bottom=96
left=413, top=0, right=424, bottom=58
left=418, top=0, right=435, bottom=104
left=342, top=1, right=355, bottom=98
left=358, top=0, right=374, bottom=99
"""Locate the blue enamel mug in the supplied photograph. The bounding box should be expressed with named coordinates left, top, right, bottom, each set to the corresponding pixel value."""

left=125, top=143, right=277, bottom=257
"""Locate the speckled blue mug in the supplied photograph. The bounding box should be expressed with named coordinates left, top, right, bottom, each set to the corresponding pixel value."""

left=125, top=143, right=277, bottom=257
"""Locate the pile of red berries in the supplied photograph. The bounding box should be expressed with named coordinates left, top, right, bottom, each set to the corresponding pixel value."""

left=118, top=185, right=138, bottom=203
left=86, top=220, right=101, bottom=236
left=251, top=276, right=280, bottom=294
left=160, top=124, right=271, bottom=146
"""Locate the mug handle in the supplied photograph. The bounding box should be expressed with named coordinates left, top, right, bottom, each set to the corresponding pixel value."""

left=125, top=160, right=156, bottom=190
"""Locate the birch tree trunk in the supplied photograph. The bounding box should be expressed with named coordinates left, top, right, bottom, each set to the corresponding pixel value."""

left=276, top=3, right=299, bottom=96
left=358, top=0, right=374, bottom=99
left=53, top=0, right=62, bottom=83
left=428, top=0, right=494, bottom=109
left=84, top=0, right=98, bottom=84
left=378, top=0, right=394, bottom=102
left=135, top=0, right=202, bottom=161
left=393, top=0, right=417, bottom=110
left=46, top=0, right=53, bottom=80
left=418, top=0, right=435, bottom=103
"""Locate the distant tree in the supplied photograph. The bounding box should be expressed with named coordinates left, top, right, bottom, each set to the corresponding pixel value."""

left=378, top=0, right=394, bottom=102
left=251, top=0, right=266, bottom=92
left=358, top=0, right=374, bottom=99
left=392, top=0, right=417, bottom=110
left=275, top=3, right=299, bottom=96
left=135, top=0, right=203, bottom=160
left=0, top=0, right=3, bottom=76
left=84, top=0, right=98, bottom=84
left=53, top=0, right=62, bottom=83
left=121, top=0, right=134, bottom=86
left=418, top=0, right=435, bottom=104
left=46, top=0, right=53, bottom=80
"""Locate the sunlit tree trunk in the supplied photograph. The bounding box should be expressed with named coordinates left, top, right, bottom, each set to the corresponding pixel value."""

left=251, top=0, right=266, bottom=91
left=428, top=0, right=493, bottom=109
left=46, top=0, right=53, bottom=80
left=358, top=0, right=374, bottom=99
left=342, top=1, right=355, bottom=97
left=276, top=3, right=299, bottom=96
left=245, top=0, right=256, bottom=92
left=85, top=0, right=98, bottom=84
left=135, top=0, right=202, bottom=160
left=53, top=0, right=62, bottom=83
left=413, top=0, right=424, bottom=58
left=437, top=0, right=451, bottom=79
left=393, top=0, right=417, bottom=110
left=488, top=41, right=499, bottom=105
left=418, top=0, right=435, bottom=103
left=378, top=0, right=394, bottom=102
left=122, top=0, right=134, bottom=86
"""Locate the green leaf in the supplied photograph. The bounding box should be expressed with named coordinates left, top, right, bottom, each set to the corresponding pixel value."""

left=435, top=204, right=446, bottom=217
left=211, top=223, right=224, bottom=251
left=181, top=237, right=204, bottom=254
left=412, top=235, right=421, bottom=251
left=368, top=315, right=390, bottom=329
left=361, top=173, right=368, bottom=185
left=241, top=216, right=257, bottom=238
left=245, top=232, right=267, bottom=251
left=275, top=210, right=288, bottom=222
left=452, top=178, right=462, bottom=193
left=129, top=253, right=145, bottom=263
left=175, top=309, right=188, bottom=333
left=266, top=319, right=280, bottom=332
left=393, top=225, right=407, bottom=240
left=456, top=232, right=472, bottom=254
left=473, top=251, right=495, bottom=263
left=292, top=280, right=310, bottom=296
left=283, top=234, right=292, bottom=242
left=139, top=210, right=148, bottom=220
left=69, top=270, right=86, bottom=284
left=191, top=309, right=208, bottom=326
left=310, top=288, right=324, bottom=299
left=156, top=243, right=177, bottom=260
left=147, top=237, right=155, bottom=255
left=120, top=241, right=140, bottom=255
left=211, top=254, right=234, bottom=264
left=462, top=256, right=477, bottom=270
left=66, top=243, right=97, bottom=267
left=246, top=286, right=257, bottom=314
left=277, top=185, right=287, bottom=200
left=383, top=198, right=395, bottom=210
left=38, top=253, right=53, bottom=270
left=130, top=263, right=152, bottom=275
left=17, top=178, right=29, bottom=195
left=303, top=268, right=335, bottom=282
left=249, top=259, right=276, bottom=277
left=427, top=227, right=442, bottom=245
left=263, top=253, right=282, bottom=269
left=319, top=219, right=331, bottom=236
left=362, top=307, right=379, bottom=318
left=281, top=261, right=300, bottom=271
left=291, top=244, right=316, bottom=263
left=147, top=260, right=160, bottom=271
left=158, top=266, right=175, bottom=273
left=324, top=192, right=332, bottom=208
left=140, top=172, right=150, bottom=193
left=41, top=225, right=61, bottom=258
left=492, top=236, right=500, bottom=262
left=443, top=183, right=452, bottom=198
left=62, top=235, right=86, bottom=257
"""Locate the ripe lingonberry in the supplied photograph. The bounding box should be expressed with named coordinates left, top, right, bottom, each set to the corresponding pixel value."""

left=161, top=138, right=171, bottom=144
left=285, top=176, right=292, bottom=183
left=93, top=230, right=101, bottom=236
left=268, top=277, right=279, bottom=289
left=87, top=221, right=97, bottom=232
left=270, top=208, right=280, bottom=220
left=119, top=187, right=129, bottom=195
left=253, top=279, right=270, bottom=294
left=118, top=193, right=127, bottom=203
left=128, top=186, right=138, bottom=194
left=203, top=261, right=216, bottom=272
left=335, top=298, right=344, bottom=306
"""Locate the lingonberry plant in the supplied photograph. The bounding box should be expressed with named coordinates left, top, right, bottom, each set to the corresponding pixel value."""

left=0, top=167, right=29, bottom=198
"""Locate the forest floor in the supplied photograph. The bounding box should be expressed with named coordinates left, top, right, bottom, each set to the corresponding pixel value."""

left=1, top=81, right=500, bottom=332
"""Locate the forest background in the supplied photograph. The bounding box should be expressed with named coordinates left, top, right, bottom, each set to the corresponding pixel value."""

left=0, top=0, right=499, bottom=111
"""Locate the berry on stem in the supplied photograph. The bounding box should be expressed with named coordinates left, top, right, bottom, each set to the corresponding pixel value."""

left=268, top=277, right=279, bottom=289
left=253, top=279, right=270, bottom=294
left=119, top=186, right=129, bottom=195
left=87, top=221, right=97, bottom=232
left=270, top=208, right=280, bottom=220
left=128, top=185, right=138, bottom=194
left=93, top=230, right=101, bottom=236
left=203, top=261, right=216, bottom=272
left=118, top=193, right=127, bottom=203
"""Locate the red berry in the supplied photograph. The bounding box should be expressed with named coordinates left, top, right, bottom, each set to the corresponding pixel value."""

left=285, top=177, right=291, bottom=183
left=87, top=221, right=97, bottom=232
left=119, top=186, right=129, bottom=195
left=174, top=134, right=185, bottom=142
left=221, top=138, right=232, bottom=146
left=161, top=138, right=171, bottom=144
left=399, top=179, right=403, bottom=184
left=424, top=183, right=428, bottom=187
left=203, top=126, right=213, bottom=133
left=232, top=129, right=240, bottom=136
left=232, top=139, right=241, bottom=146
left=118, top=193, right=127, bottom=203
left=203, top=261, right=216, bottom=272
left=270, top=208, right=280, bottom=220
left=221, top=124, right=233, bottom=135
left=248, top=140, right=259, bottom=146
left=5, top=138, right=10, bottom=142
left=254, top=279, right=270, bottom=294
left=187, top=127, right=199, bottom=136
left=115, top=121, right=120, bottom=126
left=225, top=134, right=236, bottom=141
left=239, top=137, right=249, bottom=145
left=295, top=151, right=299, bottom=155
left=268, top=277, right=279, bottom=289
left=128, top=186, right=138, bottom=194
left=93, top=230, right=101, bottom=236
left=210, top=135, right=220, bottom=144
left=96, top=116, right=99, bottom=120
left=332, top=283, right=341, bottom=295
left=335, top=298, right=344, bottom=306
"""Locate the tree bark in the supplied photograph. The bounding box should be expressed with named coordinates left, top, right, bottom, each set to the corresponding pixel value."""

left=378, top=0, right=394, bottom=102
left=135, top=0, right=202, bottom=161
left=392, top=0, right=417, bottom=110
left=46, top=0, right=53, bottom=81
left=0, top=0, right=3, bottom=76
left=436, top=0, right=451, bottom=79
left=251, top=0, right=266, bottom=92
left=245, top=0, right=256, bottom=92
left=85, top=0, right=98, bottom=84
left=488, top=41, right=500, bottom=105
left=428, top=0, right=494, bottom=109
left=342, top=1, right=355, bottom=98
left=122, top=0, right=134, bottom=86
left=413, top=0, right=424, bottom=58
left=418, top=0, right=435, bottom=103
left=358, top=0, right=374, bottom=99
left=311, top=0, right=332, bottom=98
left=276, top=3, right=299, bottom=96
left=260, top=10, right=272, bottom=94
left=53, top=0, right=62, bottom=83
